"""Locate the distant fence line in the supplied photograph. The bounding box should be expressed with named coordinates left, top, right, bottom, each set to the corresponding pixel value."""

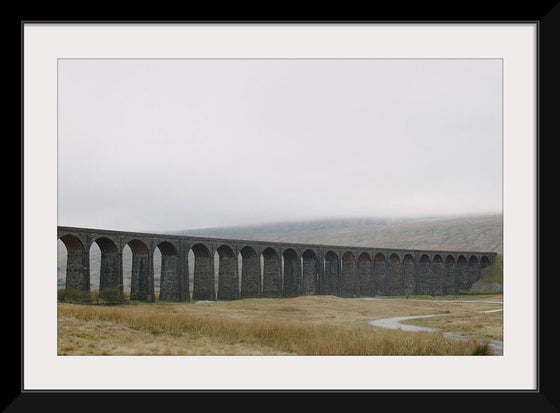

left=58, top=226, right=497, bottom=302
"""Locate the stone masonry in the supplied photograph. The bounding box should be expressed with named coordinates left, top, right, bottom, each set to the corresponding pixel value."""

left=58, top=226, right=498, bottom=302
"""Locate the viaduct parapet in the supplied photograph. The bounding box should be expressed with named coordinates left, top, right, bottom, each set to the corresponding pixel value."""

left=58, top=226, right=498, bottom=302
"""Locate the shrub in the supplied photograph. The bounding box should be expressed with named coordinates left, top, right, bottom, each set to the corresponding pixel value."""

left=472, top=341, right=493, bottom=355
left=97, top=287, right=125, bottom=305
left=57, top=288, right=93, bottom=304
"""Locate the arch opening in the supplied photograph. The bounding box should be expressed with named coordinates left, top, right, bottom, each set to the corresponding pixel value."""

left=403, top=254, right=415, bottom=296
left=341, top=252, right=358, bottom=297
left=468, top=256, right=481, bottom=287
left=324, top=251, right=339, bottom=296
left=127, top=239, right=153, bottom=302
left=302, top=249, right=318, bottom=296
left=432, top=255, right=444, bottom=295
left=417, top=254, right=432, bottom=296
left=58, top=234, right=88, bottom=292
left=93, top=237, right=122, bottom=296
left=262, top=247, right=281, bottom=298
left=445, top=255, right=457, bottom=294
left=373, top=253, right=386, bottom=296
left=456, top=255, right=468, bottom=292
left=157, top=241, right=181, bottom=302
left=358, top=252, right=373, bottom=297
left=217, top=245, right=237, bottom=300
left=387, top=253, right=403, bottom=296
left=282, top=248, right=300, bottom=297
left=240, top=246, right=261, bottom=299
left=192, top=243, right=214, bottom=301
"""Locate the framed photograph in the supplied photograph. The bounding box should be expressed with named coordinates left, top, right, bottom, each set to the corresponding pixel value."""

left=17, top=11, right=554, bottom=410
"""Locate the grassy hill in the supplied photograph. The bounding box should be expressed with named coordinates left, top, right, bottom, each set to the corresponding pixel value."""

left=58, top=213, right=503, bottom=290
left=178, top=213, right=503, bottom=253
left=471, top=253, right=504, bottom=293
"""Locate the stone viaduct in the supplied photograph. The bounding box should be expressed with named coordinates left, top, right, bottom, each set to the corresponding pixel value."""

left=57, top=226, right=497, bottom=302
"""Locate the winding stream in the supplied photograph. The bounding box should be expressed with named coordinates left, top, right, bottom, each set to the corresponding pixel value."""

left=365, top=299, right=504, bottom=355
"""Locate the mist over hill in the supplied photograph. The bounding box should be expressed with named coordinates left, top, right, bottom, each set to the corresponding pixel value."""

left=177, top=214, right=503, bottom=253
left=58, top=213, right=502, bottom=289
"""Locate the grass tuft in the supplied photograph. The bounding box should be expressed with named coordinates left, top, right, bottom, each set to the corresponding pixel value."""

left=471, top=341, right=493, bottom=355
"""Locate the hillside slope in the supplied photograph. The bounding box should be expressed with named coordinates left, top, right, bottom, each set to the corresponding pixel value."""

left=179, top=214, right=503, bottom=253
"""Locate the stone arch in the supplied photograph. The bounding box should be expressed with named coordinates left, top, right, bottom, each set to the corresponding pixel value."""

left=59, top=233, right=84, bottom=253
left=157, top=241, right=181, bottom=301
left=373, top=253, right=386, bottom=296
left=387, top=253, right=403, bottom=296
left=191, top=243, right=214, bottom=301
left=302, top=249, right=318, bottom=296
left=93, top=236, right=122, bottom=296
left=324, top=250, right=340, bottom=296
left=432, top=255, right=444, bottom=295
left=127, top=239, right=154, bottom=302
left=240, top=246, right=261, bottom=298
left=468, top=255, right=480, bottom=287
left=417, top=254, right=432, bottom=295
left=59, top=234, right=89, bottom=292
left=341, top=251, right=358, bottom=297
left=403, top=254, right=415, bottom=296
left=358, top=252, right=373, bottom=297
left=445, top=255, right=456, bottom=294
left=262, top=247, right=281, bottom=298
left=480, top=255, right=491, bottom=268
left=456, top=255, right=468, bottom=292
left=217, top=244, right=238, bottom=300
left=283, top=248, right=300, bottom=297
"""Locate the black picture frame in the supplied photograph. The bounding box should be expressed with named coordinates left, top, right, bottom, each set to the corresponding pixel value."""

left=13, top=3, right=557, bottom=410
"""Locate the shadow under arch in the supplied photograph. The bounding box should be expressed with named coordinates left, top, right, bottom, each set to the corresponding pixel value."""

left=127, top=239, right=154, bottom=302
left=373, top=253, right=386, bottom=296
left=59, top=234, right=88, bottom=292
left=240, top=246, right=261, bottom=299
left=445, top=255, right=457, bottom=294
left=94, top=236, right=123, bottom=296
left=417, top=254, right=432, bottom=295
left=324, top=250, right=339, bottom=296
left=456, top=255, right=468, bottom=292
left=432, top=254, right=444, bottom=295
left=341, top=251, right=358, bottom=297
left=157, top=241, right=181, bottom=302
left=192, top=243, right=214, bottom=301
left=302, top=249, right=318, bottom=296
left=358, top=252, right=373, bottom=297
left=468, top=255, right=480, bottom=286
left=403, top=254, right=415, bottom=296
left=387, top=253, right=403, bottom=296
left=262, top=247, right=281, bottom=298
left=283, top=248, right=300, bottom=297
left=217, top=244, right=238, bottom=300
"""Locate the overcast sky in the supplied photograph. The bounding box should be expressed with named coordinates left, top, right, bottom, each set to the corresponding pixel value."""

left=57, top=58, right=502, bottom=233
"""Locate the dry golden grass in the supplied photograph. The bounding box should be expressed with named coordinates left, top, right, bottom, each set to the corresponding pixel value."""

left=402, top=310, right=503, bottom=341
left=58, top=294, right=502, bottom=356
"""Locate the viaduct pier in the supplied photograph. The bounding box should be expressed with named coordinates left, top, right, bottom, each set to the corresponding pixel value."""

left=58, top=226, right=498, bottom=302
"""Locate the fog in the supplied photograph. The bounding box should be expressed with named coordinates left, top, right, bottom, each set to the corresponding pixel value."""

left=57, top=58, right=502, bottom=232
